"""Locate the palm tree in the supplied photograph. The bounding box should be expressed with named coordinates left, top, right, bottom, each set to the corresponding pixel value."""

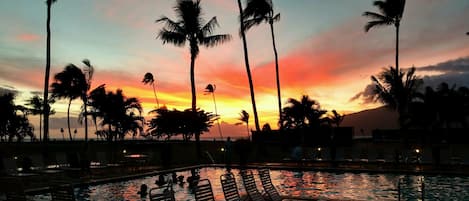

left=43, top=0, right=57, bottom=142
left=236, top=110, right=250, bottom=139
left=237, top=0, right=261, bottom=132
left=371, top=66, right=422, bottom=127
left=204, top=84, right=223, bottom=139
left=328, top=110, right=344, bottom=127
left=243, top=0, right=282, bottom=126
left=25, top=95, right=55, bottom=142
left=363, top=0, right=406, bottom=73
left=156, top=0, right=231, bottom=157
left=156, top=0, right=231, bottom=113
left=82, top=59, right=94, bottom=142
left=51, top=64, right=87, bottom=141
left=142, top=72, right=159, bottom=108
left=281, top=95, right=327, bottom=130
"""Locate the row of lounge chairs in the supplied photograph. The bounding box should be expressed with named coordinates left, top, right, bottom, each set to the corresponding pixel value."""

left=148, top=169, right=315, bottom=201
left=0, top=177, right=76, bottom=201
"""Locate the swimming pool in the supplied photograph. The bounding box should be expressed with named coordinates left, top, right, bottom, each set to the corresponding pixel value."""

left=30, top=167, right=469, bottom=200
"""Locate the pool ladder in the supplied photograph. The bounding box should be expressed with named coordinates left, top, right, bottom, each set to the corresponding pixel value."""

left=397, top=176, right=425, bottom=201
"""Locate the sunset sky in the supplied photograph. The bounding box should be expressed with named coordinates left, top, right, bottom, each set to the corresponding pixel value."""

left=1, top=0, right=468, bottom=139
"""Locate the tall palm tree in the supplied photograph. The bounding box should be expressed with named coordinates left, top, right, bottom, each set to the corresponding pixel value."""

left=25, top=95, right=55, bottom=142
left=371, top=66, right=422, bottom=127
left=237, top=0, right=260, bottom=132
left=243, top=0, right=282, bottom=126
left=156, top=0, right=231, bottom=113
left=82, top=59, right=94, bottom=142
left=142, top=72, right=159, bottom=108
left=236, top=110, right=250, bottom=139
left=51, top=64, right=87, bottom=141
left=204, top=84, right=223, bottom=139
left=363, top=0, right=406, bottom=73
left=43, top=0, right=57, bottom=142
left=156, top=0, right=231, bottom=157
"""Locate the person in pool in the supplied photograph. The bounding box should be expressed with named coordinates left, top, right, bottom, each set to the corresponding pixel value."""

left=137, top=184, right=148, bottom=198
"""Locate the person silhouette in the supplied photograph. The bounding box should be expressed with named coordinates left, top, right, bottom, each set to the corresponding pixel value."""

left=137, top=184, right=148, bottom=198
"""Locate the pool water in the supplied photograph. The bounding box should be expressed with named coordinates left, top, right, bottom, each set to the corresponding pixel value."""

left=31, top=167, right=469, bottom=201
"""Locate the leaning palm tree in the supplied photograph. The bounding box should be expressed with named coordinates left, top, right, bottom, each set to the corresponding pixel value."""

left=237, top=0, right=260, bottom=132
left=363, top=0, right=406, bottom=73
left=156, top=0, right=231, bottom=157
left=43, top=0, right=57, bottom=142
left=204, top=84, right=223, bottom=139
left=25, top=95, right=55, bottom=142
left=243, top=0, right=282, bottom=126
left=236, top=110, right=250, bottom=140
left=51, top=64, right=87, bottom=141
left=142, top=72, right=159, bottom=108
left=81, top=59, right=94, bottom=142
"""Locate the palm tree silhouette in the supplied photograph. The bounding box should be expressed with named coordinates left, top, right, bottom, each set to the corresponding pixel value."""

left=371, top=66, right=422, bottom=127
left=281, top=95, right=327, bottom=130
left=43, top=0, right=57, bottom=142
left=243, top=0, right=282, bottom=127
left=328, top=110, right=344, bottom=127
left=25, top=95, right=55, bottom=142
left=51, top=64, right=87, bottom=141
left=82, top=59, right=94, bottom=142
left=363, top=0, right=406, bottom=73
left=156, top=0, right=231, bottom=157
left=237, top=0, right=260, bottom=132
left=236, top=110, right=250, bottom=140
left=156, top=0, right=231, bottom=113
left=142, top=72, right=160, bottom=108
left=205, top=84, right=223, bottom=139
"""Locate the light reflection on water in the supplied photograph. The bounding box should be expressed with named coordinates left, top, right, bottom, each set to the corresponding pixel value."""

left=30, top=167, right=469, bottom=201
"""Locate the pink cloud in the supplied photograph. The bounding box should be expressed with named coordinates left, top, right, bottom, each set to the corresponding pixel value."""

left=15, top=33, right=40, bottom=42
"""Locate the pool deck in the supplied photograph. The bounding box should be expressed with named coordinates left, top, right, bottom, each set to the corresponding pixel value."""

left=2, top=161, right=468, bottom=196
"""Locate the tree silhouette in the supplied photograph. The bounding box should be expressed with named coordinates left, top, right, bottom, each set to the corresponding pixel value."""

left=204, top=84, right=223, bottom=139
left=363, top=0, right=406, bottom=73
left=237, top=0, right=261, bottom=132
left=156, top=0, right=231, bottom=157
left=328, top=110, right=344, bottom=127
left=236, top=110, right=250, bottom=140
left=142, top=72, right=160, bottom=108
left=281, top=95, right=327, bottom=130
left=25, top=95, right=55, bottom=142
left=0, top=93, right=34, bottom=142
left=243, top=0, right=282, bottom=127
left=81, top=59, right=94, bottom=142
left=370, top=66, right=422, bottom=127
left=43, top=0, right=57, bottom=142
left=51, top=64, right=87, bottom=141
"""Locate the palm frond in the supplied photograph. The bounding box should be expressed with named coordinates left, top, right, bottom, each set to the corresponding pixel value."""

left=272, top=13, right=280, bottom=22
left=199, top=34, right=231, bottom=47
left=243, top=17, right=268, bottom=32
left=158, top=29, right=186, bottom=46
left=364, top=20, right=392, bottom=32
left=362, top=11, right=388, bottom=20
left=156, top=16, right=185, bottom=33
left=200, top=17, right=219, bottom=36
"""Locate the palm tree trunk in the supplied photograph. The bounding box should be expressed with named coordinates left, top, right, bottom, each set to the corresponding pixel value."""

left=189, top=43, right=202, bottom=160
left=152, top=83, right=159, bottom=108
left=39, top=114, right=42, bottom=142
left=270, top=20, right=282, bottom=127
left=43, top=2, right=52, bottom=142
left=84, top=97, right=88, bottom=142
left=67, top=99, right=72, bottom=141
left=395, top=24, right=399, bottom=73
left=237, top=0, right=261, bottom=132
left=212, top=93, right=223, bottom=139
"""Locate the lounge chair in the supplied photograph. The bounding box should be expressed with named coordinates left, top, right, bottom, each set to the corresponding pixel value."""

left=240, top=170, right=265, bottom=201
left=194, top=179, right=215, bottom=201
left=220, top=172, right=242, bottom=201
left=149, top=184, right=175, bottom=201
left=50, top=183, right=76, bottom=201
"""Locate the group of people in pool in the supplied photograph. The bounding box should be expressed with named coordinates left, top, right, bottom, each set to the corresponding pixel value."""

left=137, top=168, right=201, bottom=199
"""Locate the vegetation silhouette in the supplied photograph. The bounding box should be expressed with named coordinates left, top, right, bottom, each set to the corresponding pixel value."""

left=88, top=85, right=144, bottom=141
left=204, top=84, right=223, bottom=139
left=146, top=107, right=216, bottom=141
left=280, top=95, right=327, bottom=130
left=81, top=59, right=94, bottom=142
left=43, top=0, right=57, bottom=142
left=51, top=64, right=87, bottom=141
left=370, top=66, right=422, bottom=127
left=237, top=0, right=260, bottom=132
left=0, top=93, right=34, bottom=142
left=243, top=0, right=282, bottom=127
left=327, top=110, right=344, bottom=127
left=235, top=110, right=250, bottom=140
left=363, top=0, right=406, bottom=73
left=156, top=0, right=231, bottom=157
left=142, top=72, right=160, bottom=108
left=25, top=95, right=55, bottom=142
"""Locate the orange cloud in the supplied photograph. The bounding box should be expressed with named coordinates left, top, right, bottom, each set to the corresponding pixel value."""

left=15, top=33, right=40, bottom=42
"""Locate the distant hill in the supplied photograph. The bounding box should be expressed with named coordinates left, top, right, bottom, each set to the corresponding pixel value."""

left=341, top=106, right=399, bottom=138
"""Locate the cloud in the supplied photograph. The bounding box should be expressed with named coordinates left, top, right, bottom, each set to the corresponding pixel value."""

left=15, top=33, right=40, bottom=42
left=418, top=57, right=469, bottom=73
left=0, top=85, right=18, bottom=96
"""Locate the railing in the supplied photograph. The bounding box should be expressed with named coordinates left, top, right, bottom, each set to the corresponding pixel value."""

left=398, top=176, right=425, bottom=201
